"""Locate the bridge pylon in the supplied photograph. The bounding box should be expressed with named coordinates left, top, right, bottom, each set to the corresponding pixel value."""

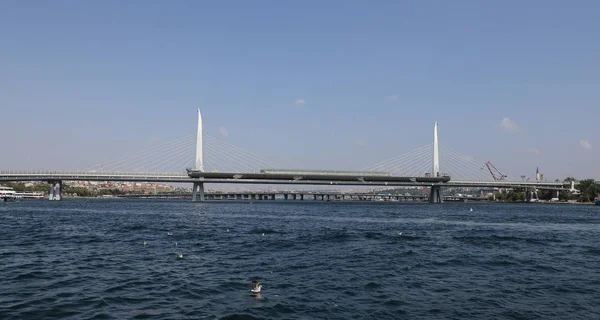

left=195, top=108, right=204, bottom=172
left=193, top=108, right=205, bottom=202
left=430, top=122, right=443, bottom=203
left=433, top=121, right=440, bottom=178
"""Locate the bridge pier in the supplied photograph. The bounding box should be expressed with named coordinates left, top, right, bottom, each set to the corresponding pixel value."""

left=48, top=180, right=63, bottom=201
left=525, top=189, right=538, bottom=203
left=429, top=185, right=443, bottom=203
left=191, top=182, right=205, bottom=202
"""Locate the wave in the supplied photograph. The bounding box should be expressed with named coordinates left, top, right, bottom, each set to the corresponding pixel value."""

left=13, top=271, right=45, bottom=280
left=246, top=228, right=282, bottom=235
left=584, top=248, right=600, bottom=255
left=218, top=314, right=261, bottom=320
left=453, top=235, right=562, bottom=246
left=122, top=225, right=147, bottom=231
left=364, top=232, right=387, bottom=240
left=364, top=282, right=381, bottom=289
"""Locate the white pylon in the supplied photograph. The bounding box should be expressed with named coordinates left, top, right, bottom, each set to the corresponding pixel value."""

left=433, top=121, right=440, bottom=177
left=195, top=108, right=204, bottom=171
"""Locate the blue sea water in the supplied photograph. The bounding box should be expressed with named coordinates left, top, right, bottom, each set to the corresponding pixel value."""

left=1, top=200, right=599, bottom=319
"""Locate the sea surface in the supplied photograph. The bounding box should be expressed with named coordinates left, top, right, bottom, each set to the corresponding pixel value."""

left=1, top=200, right=599, bottom=319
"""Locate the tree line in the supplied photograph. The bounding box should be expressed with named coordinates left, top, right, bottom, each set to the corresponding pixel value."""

left=492, top=178, right=600, bottom=203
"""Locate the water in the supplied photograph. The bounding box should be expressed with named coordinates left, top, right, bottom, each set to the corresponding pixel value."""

left=1, top=200, right=599, bottom=319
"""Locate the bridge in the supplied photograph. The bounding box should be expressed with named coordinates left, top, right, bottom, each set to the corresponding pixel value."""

left=0, top=109, right=573, bottom=202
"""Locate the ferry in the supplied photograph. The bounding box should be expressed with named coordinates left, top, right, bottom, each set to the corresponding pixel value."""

left=0, top=186, right=17, bottom=202
left=15, top=192, right=45, bottom=199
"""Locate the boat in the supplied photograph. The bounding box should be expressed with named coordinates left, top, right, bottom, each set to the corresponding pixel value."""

left=595, top=195, right=600, bottom=206
left=15, top=192, right=45, bottom=199
left=0, top=186, right=17, bottom=202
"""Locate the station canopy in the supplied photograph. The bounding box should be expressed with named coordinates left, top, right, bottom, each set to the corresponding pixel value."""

left=260, top=169, right=390, bottom=176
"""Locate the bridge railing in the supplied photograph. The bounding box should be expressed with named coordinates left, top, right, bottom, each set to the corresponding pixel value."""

left=0, top=170, right=189, bottom=177
left=449, top=179, right=566, bottom=185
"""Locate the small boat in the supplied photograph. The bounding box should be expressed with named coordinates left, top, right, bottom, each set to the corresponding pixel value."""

left=595, top=196, right=600, bottom=206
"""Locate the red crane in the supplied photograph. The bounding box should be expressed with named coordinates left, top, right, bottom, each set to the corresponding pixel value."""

left=482, top=161, right=507, bottom=181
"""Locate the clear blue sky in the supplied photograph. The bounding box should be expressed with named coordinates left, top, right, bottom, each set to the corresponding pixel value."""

left=1, top=0, right=598, bottom=179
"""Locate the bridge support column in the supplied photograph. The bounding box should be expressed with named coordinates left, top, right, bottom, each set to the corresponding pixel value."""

left=191, top=182, right=205, bottom=202
left=429, top=185, right=443, bottom=204
left=525, top=189, right=538, bottom=202
left=48, top=180, right=63, bottom=201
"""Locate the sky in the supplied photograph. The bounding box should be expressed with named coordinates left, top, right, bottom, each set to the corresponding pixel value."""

left=1, top=0, right=599, bottom=180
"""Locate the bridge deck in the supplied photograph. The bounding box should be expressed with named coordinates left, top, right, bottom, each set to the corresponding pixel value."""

left=0, top=171, right=568, bottom=189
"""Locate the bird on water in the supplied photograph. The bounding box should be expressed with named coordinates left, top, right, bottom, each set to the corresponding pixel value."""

left=251, top=280, right=262, bottom=293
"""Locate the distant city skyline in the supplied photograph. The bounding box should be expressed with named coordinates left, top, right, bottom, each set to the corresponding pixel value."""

left=1, top=1, right=598, bottom=180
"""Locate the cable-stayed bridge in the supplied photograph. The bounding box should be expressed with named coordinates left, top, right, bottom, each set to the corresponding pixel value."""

left=0, top=109, right=570, bottom=202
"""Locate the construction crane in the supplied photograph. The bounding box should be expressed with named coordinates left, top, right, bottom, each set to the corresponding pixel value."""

left=482, top=161, right=508, bottom=181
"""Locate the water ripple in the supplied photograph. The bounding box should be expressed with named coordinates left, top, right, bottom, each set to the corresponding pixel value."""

left=1, top=200, right=599, bottom=319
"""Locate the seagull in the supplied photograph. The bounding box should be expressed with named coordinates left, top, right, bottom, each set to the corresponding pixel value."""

left=251, top=285, right=262, bottom=293
left=177, top=253, right=183, bottom=259
left=261, top=233, right=265, bottom=237
left=167, top=232, right=173, bottom=236
left=143, top=241, right=148, bottom=246
left=469, top=208, right=473, bottom=212
left=251, top=280, right=262, bottom=293
left=397, top=232, right=402, bottom=236
left=226, top=229, right=230, bottom=232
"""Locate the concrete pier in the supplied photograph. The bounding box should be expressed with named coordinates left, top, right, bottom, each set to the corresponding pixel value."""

left=429, top=185, right=443, bottom=203
left=48, top=180, right=62, bottom=201
left=191, top=182, right=205, bottom=202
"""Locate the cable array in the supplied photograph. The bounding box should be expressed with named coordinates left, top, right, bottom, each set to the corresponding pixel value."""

left=362, top=145, right=496, bottom=180
left=439, top=146, right=493, bottom=181
left=86, top=134, right=279, bottom=174
left=361, top=144, right=433, bottom=176
left=85, top=132, right=498, bottom=181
